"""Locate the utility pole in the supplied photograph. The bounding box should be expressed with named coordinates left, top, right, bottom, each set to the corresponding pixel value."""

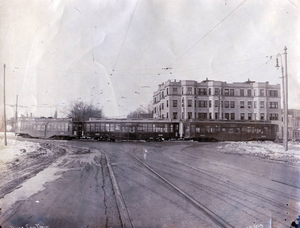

left=15, top=95, right=18, bottom=132
left=276, top=47, right=288, bottom=151
left=3, top=64, right=7, bottom=146
left=284, top=46, right=288, bottom=151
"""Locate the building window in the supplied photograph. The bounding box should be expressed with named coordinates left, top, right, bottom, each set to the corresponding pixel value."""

left=162, top=91, right=164, bottom=98
left=173, top=87, right=178, bottom=94
left=209, top=112, right=212, bottom=119
left=154, top=97, right=157, bottom=103
left=166, top=88, right=169, bottom=95
left=230, top=101, right=235, bottom=108
left=240, top=113, right=245, bottom=120
left=209, top=100, right=212, bottom=107
left=269, top=113, right=278, bottom=120
left=215, top=113, right=218, bottom=119
left=224, top=101, right=229, bottom=108
left=240, top=101, right=244, bottom=108
left=269, top=90, right=278, bottom=97
left=224, top=89, right=229, bottom=96
left=173, top=100, right=178, bottom=107
left=188, top=112, right=192, bottom=119
left=269, top=102, right=278, bottom=109
left=215, top=100, right=219, bottom=107
left=187, top=87, right=193, bottom=94
left=247, top=89, right=252, bottom=97
left=167, top=100, right=169, bottom=107
left=215, top=88, right=220, bottom=95
left=173, top=112, right=177, bottom=119
left=167, top=112, right=168, bottom=118
left=230, top=89, right=234, bottom=96
left=260, top=89, right=264, bottom=96
left=260, top=101, right=264, bottom=108
left=260, top=113, right=265, bottom=120
left=248, top=101, right=252, bottom=109
left=240, top=89, right=244, bottom=96
left=182, top=87, right=184, bottom=94
left=225, top=113, right=229, bottom=120
left=162, top=114, right=164, bottom=119
left=198, top=88, right=207, bottom=95
left=254, top=101, right=257, bottom=108
left=248, top=113, right=252, bottom=120
left=188, top=99, right=192, bottom=107
left=209, top=88, right=211, bottom=95
left=154, top=107, right=156, bottom=114
left=162, top=103, right=164, bottom=110
left=231, top=113, right=235, bottom=120
left=199, top=100, right=207, bottom=107
left=198, top=113, right=207, bottom=119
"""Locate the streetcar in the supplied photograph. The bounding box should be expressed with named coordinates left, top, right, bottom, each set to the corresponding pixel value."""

left=182, top=120, right=278, bottom=141
left=82, top=118, right=180, bottom=141
left=16, top=117, right=278, bottom=142
left=16, top=117, right=74, bottom=139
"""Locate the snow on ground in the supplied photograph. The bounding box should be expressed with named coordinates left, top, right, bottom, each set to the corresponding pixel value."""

left=218, top=141, right=300, bottom=163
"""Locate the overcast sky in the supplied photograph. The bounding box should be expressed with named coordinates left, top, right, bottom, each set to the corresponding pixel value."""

left=0, top=0, right=299, bottom=118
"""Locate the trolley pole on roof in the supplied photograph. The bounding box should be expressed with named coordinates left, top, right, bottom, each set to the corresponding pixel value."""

left=3, top=64, right=7, bottom=146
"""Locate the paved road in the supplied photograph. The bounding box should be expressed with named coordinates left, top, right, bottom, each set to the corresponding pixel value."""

left=1, top=139, right=299, bottom=227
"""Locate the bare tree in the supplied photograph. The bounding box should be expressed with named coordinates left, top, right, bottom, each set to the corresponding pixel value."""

left=67, top=101, right=104, bottom=121
left=127, top=106, right=153, bottom=118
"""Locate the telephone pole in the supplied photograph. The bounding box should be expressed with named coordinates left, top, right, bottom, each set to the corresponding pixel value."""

left=3, top=64, right=7, bottom=146
left=15, top=95, right=18, bottom=131
left=276, top=47, right=288, bottom=151
left=284, top=46, right=288, bottom=151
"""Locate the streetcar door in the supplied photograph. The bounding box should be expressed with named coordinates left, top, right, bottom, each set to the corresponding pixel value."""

left=128, top=126, right=136, bottom=139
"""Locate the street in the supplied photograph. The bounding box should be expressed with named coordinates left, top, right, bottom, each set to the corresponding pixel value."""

left=1, top=138, right=299, bottom=228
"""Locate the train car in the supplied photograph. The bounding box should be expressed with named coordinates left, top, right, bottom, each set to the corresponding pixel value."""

left=83, top=118, right=180, bottom=141
left=182, top=120, right=278, bottom=141
left=16, top=117, right=75, bottom=139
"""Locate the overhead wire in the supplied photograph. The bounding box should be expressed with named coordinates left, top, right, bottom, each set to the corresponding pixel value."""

left=112, top=0, right=140, bottom=72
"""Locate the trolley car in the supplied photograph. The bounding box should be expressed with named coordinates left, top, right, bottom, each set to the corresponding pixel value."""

left=182, top=120, right=278, bottom=141
left=82, top=118, right=180, bottom=141
left=16, top=117, right=74, bottom=139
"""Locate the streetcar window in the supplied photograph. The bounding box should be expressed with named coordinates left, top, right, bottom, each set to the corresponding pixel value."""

left=215, top=125, right=221, bottom=132
left=148, top=124, right=153, bottom=132
left=110, top=124, right=115, bottom=132
left=211, top=127, right=215, bottom=133
left=196, top=127, right=200, bottom=133
left=65, top=123, right=68, bottom=131
left=190, top=125, right=195, bottom=133
left=122, top=126, right=128, bottom=132
left=96, top=123, right=101, bottom=131
left=106, top=124, right=110, bottom=132
left=86, top=124, right=91, bottom=132
left=228, top=128, right=234, bottom=134
left=91, top=124, right=96, bottom=132
left=206, top=126, right=210, bottom=133
left=115, top=124, right=121, bottom=131
left=170, top=124, right=174, bottom=132
left=221, top=128, right=226, bottom=132
left=137, top=124, right=143, bottom=131
left=164, top=124, right=169, bottom=132
left=143, top=124, right=147, bottom=132
left=235, top=128, right=240, bottom=134
left=100, top=123, right=104, bottom=131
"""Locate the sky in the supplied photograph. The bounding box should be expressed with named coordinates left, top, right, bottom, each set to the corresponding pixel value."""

left=0, top=0, right=299, bottom=118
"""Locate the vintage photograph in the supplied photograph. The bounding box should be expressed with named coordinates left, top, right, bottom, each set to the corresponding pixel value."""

left=1, top=0, right=300, bottom=227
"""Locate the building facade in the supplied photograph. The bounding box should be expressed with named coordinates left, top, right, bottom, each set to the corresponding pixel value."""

left=153, top=79, right=281, bottom=126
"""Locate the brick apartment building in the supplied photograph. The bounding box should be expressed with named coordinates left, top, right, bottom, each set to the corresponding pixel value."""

left=153, top=79, right=282, bottom=128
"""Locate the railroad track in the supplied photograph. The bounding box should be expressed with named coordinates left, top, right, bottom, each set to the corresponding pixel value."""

left=126, top=149, right=234, bottom=228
